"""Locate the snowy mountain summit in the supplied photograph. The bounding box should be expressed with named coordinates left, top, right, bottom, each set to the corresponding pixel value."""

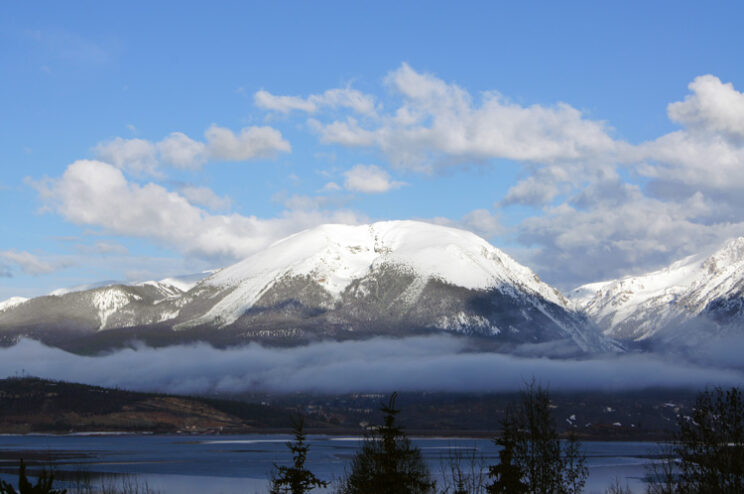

left=0, top=221, right=611, bottom=354
left=571, top=236, right=744, bottom=345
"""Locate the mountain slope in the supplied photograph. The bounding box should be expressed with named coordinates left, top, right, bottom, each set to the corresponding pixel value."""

left=0, top=221, right=612, bottom=353
left=570, top=237, right=744, bottom=344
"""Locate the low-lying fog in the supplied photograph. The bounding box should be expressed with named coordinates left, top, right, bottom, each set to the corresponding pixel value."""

left=1, top=336, right=742, bottom=395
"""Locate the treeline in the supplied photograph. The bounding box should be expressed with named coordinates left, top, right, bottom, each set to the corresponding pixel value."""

left=0, top=377, right=291, bottom=432
left=269, top=385, right=744, bottom=494
left=2, top=384, right=743, bottom=493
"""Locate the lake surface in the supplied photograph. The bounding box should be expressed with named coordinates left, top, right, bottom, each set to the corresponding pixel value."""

left=0, top=434, right=661, bottom=493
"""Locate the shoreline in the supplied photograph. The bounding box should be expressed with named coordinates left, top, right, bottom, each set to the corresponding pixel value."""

left=0, top=428, right=674, bottom=442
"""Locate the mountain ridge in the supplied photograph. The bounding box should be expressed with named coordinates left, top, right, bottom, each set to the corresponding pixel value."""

left=570, top=236, right=744, bottom=345
left=0, top=221, right=611, bottom=354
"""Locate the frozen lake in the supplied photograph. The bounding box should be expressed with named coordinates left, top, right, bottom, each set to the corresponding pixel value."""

left=0, top=434, right=662, bottom=493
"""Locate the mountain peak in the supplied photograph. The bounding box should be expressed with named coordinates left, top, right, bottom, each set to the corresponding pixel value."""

left=200, top=221, right=565, bottom=325
left=573, top=234, right=744, bottom=344
left=0, top=220, right=611, bottom=354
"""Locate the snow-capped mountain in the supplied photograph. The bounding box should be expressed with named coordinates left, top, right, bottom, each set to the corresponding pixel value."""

left=0, top=221, right=611, bottom=354
left=0, top=297, right=28, bottom=313
left=570, top=237, right=744, bottom=345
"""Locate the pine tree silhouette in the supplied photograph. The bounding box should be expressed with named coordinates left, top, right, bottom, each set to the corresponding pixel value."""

left=0, top=459, right=67, bottom=494
left=270, top=416, right=328, bottom=494
left=486, top=410, right=527, bottom=494
left=337, top=392, right=435, bottom=494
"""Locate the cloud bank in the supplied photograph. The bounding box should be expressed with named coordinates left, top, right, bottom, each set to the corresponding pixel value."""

left=258, top=66, right=744, bottom=288
left=32, top=160, right=362, bottom=261
left=1, top=337, right=742, bottom=395
left=95, top=124, right=290, bottom=175
left=28, top=65, right=744, bottom=290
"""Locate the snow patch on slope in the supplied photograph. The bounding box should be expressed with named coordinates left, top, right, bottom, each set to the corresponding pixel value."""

left=436, top=312, right=500, bottom=334
left=90, top=288, right=141, bottom=330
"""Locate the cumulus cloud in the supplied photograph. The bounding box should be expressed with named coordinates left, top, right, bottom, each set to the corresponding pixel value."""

left=502, top=175, right=563, bottom=207
left=486, top=75, right=744, bottom=286
left=627, top=75, right=744, bottom=194
left=0, top=337, right=741, bottom=395
left=320, top=182, right=342, bottom=192
left=94, top=137, right=158, bottom=176
left=516, top=184, right=744, bottom=287
left=432, top=209, right=505, bottom=240
left=253, top=67, right=744, bottom=288
left=32, top=160, right=361, bottom=261
left=179, top=185, right=232, bottom=211
left=157, top=132, right=207, bottom=169
left=304, top=63, right=618, bottom=169
left=204, top=124, right=290, bottom=161
left=667, top=75, right=744, bottom=140
left=45, top=69, right=744, bottom=290
left=255, top=87, right=376, bottom=116
left=93, top=125, right=290, bottom=175
left=0, top=250, right=60, bottom=275
left=311, top=118, right=377, bottom=147
left=343, top=164, right=406, bottom=193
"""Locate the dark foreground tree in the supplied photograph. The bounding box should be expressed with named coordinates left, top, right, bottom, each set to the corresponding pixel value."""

left=486, top=382, right=587, bottom=494
left=0, top=459, right=66, bottom=494
left=647, top=386, right=744, bottom=494
left=336, top=392, right=435, bottom=494
left=269, top=415, right=328, bottom=494
left=486, top=411, right=527, bottom=494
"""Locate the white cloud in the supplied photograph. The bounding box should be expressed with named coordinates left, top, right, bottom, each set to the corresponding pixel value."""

left=255, top=90, right=317, bottom=113
left=255, top=87, right=376, bottom=116
left=179, top=185, right=232, bottom=211
left=432, top=209, right=505, bottom=240
left=320, top=181, right=342, bottom=192
left=94, top=137, right=158, bottom=176
left=343, top=164, right=406, bottom=194
left=516, top=184, right=742, bottom=287
left=93, top=125, right=290, bottom=176
left=0, top=250, right=59, bottom=275
left=311, top=118, right=377, bottom=147
left=475, top=74, right=744, bottom=286
left=204, top=124, right=291, bottom=161
left=75, top=242, right=130, bottom=256
left=626, top=76, right=744, bottom=194
left=33, top=160, right=361, bottom=262
left=306, top=63, right=617, bottom=169
left=502, top=176, right=562, bottom=207
left=158, top=132, right=207, bottom=169
left=667, top=75, right=744, bottom=141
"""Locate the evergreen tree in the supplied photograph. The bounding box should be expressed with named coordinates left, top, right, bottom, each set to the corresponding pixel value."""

left=269, top=416, right=328, bottom=494
left=0, top=459, right=66, bottom=494
left=486, top=410, right=527, bottom=494
left=487, top=382, right=587, bottom=494
left=647, top=386, right=744, bottom=494
left=337, top=392, right=435, bottom=494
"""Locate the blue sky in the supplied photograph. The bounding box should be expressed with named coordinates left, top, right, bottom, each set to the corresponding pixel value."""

left=2, top=1, right=744, bottom=299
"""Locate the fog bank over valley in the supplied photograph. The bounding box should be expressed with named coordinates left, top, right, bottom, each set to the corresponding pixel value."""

left=1, top=336, right=742, bottom=395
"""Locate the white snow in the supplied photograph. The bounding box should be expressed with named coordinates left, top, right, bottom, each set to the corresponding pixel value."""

left=151, top=271, right=213, bottom=293
left=0, top=296, right=28, bottom=312
left=436, top=312, right=500, bottom=334
left=572, top=237, right=744, bottom=340
left=50, top=281, right=119, bottom=296
left=188, top=221, right=568, bottom=328
left=90, top=288, right=140, bottom=330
